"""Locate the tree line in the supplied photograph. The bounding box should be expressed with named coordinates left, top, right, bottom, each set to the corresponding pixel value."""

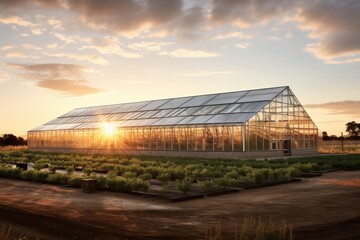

left=322, top=121, right=360, bottom=140
left=0, top=134, right=27, bottom=146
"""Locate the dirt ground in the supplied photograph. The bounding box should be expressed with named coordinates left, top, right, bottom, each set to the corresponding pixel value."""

left=0, top=171, right=359, bottom=240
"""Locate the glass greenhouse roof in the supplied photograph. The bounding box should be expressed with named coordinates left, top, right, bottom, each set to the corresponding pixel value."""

left=30, top=86, right=288, bottom=131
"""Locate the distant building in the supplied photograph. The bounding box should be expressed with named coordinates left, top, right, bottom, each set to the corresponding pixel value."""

left=28, top=86, right=318, bottom=158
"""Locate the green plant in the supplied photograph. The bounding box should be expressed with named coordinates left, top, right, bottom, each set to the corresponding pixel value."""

left=47, top=173, right=69, bottom=185
left=199, top=180, right=215, bottom=191
left=107, top=170, right=118, bottom=179
left=66, top=166, right=74, bottom=175
left=96, top=176, right=107, bottom=189
left=48, top=165, right=58, bottom=174
left=139, top=173, right=152, bottom=181
left=68, top=175, right=84, bottom=187
left=82, top=167, right=92, bottom=176
left=176, top=177, right=193, bottom=194
left=33, top=162, right=48, bottom=171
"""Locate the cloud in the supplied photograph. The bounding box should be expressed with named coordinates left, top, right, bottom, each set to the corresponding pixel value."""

left=1, top=0, right=358, bottom=64
left=82, top=36, right=142, bottom=58
left=69, top=0, right=184, bottom=37
left=36, top=79, right=103, bottom=96
left=304, top=101, right=360, bottom=118
left=210, top=0, right=293, bottom=28
left=297, top=1, right=360, bottom=61
left=0, top=15, right=44, bottom=35
left=45, top=52, right=109, bottom=65
left=5, top=51, right=28, bottom=58
left=0, top=0, right=61, bottom=9
left=53, top=33, right=91, bottom=44
left=128, top=41, right=173, bottom=52
left=22, top=43, right=42, bottom=50
left=213, top=31, right=253, bottom=40
left=47, top=17, right=63, bottom=30
left=46, top=43, right=59, bottom=49
left=1, top=45, right=15, bottom=51
left=178, top=71, right=237, bottom=77
left=159, top=48, right=218, bottom=58
left=0, top=70, right=10, bottom=83
left=0, top=15, right=34, bottom=27
left=236, top=43, right=250, bottom=49
left=8, top=63, right=104, bottom=96
left=209, top=0, right=360, bottom=62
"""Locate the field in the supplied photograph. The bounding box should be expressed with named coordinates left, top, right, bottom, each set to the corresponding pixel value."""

left=1, top=149, right=360, bottom=199
left=318, top=140, right=360, bottom=154
left=0, top=149, right=360, bottom=239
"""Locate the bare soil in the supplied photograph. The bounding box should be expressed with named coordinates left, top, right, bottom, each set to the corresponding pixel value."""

left=0, top=170, right=359, bottom=240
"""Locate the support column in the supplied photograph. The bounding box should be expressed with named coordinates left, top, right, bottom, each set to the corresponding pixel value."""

left=242, top=124, right=246, bottom=152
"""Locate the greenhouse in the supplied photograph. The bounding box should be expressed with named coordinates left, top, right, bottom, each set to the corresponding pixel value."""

left=28, top=86, right=318, bottom=159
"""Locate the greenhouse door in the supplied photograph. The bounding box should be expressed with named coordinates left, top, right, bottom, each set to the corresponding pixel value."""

left=283, top=139, right=291, bottom=156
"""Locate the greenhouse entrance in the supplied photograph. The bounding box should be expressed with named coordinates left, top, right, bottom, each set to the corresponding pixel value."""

left=283, top=139, right=291, bottom=156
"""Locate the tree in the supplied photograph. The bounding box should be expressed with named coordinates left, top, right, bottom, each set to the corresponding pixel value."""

left=346, top=121, right=360, bottom=137
left=322, top=131, right=329, bottom=140
left=0, top=134, right=27, bottom=146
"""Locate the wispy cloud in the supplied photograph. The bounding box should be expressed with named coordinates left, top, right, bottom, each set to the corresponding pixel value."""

left=5, top=51, right=29, bottom=59
left=45, top=52, right=109, bottom=65
left=53, top=33, right=91, bottom=44
left=36, top=79, right=103, bottom=96
left=1, top=45, right=15, bottom=51
left=82, top=36, right=142, bottom=58
left=22, top=43, right=42, bottom=50
left=178, top=71, right=237, bottom=77
left=128, top=41, right=173, bottom=52
left=0, top=70, right=10, bottom=83
left=46, top=43, right=59, bottom=49
left=0, top=15, right=44, bottom=35
left=236, top=43, right=250, bottom=49
left=159, top=48, right=218, bottom=58
left=8, top=63, right=104, bottom=96
left=47, top=17, right=63, bottom=30
left=213, top=31, right=253, bottom=40
left=305, top=101, right=360, bottom=118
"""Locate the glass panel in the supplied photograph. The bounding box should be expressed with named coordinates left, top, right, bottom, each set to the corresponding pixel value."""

left=136, top=110, right=160, bottom=119
left=206, top=113, right=255, bottom=124
left=152, top=117, right=185, bottom=126
left=195, top=105, right=219, bottom=115
left=177, top=115, right=214, bottom=125
left=207, top=91, right=248, bottom=105
left=121, top=111, right=143, bottom=120
left=152, top=109, right=174, bottom=118
left=121, top=118, right=159, bottom=127
left=237, top=93, right=279, bottom=102
left=157, top=96, right=192, bottom=109
left=180, top=94, right=217, bottom=107
left=139, top=99, right=170, bottom=111
left=166, top=108, right=186, bottom=117
left=246, top=87, right=286, bottom=95
left=60, top=108, right=87, bottom=117
left=220, top=104, right=241, bottom=114
left=177, top=107, right=202, bottom=117
left=111, top=101, right=151, bottom=113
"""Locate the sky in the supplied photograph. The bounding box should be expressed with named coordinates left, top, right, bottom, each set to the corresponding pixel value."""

left=0, top=0, right=359, bottom=137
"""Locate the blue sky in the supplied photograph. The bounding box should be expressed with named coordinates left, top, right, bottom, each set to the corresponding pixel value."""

left=0, top=0, right=359, bottom=136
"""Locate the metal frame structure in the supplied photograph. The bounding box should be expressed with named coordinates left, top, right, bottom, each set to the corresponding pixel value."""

left=28, top=86, right=318, bottom=157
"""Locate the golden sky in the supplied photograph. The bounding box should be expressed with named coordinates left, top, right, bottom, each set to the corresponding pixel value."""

left=0, top=0, right=359, bottom=137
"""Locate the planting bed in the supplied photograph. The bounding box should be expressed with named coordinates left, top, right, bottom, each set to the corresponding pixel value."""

left=1, top=151, right=360, bottom=202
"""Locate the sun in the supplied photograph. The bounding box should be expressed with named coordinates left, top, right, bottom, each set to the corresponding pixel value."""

left=103, top=123, right=115, bottom=136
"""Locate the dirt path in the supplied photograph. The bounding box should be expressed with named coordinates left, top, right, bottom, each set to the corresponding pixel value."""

left=0, top=171, right=359, bottom=239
